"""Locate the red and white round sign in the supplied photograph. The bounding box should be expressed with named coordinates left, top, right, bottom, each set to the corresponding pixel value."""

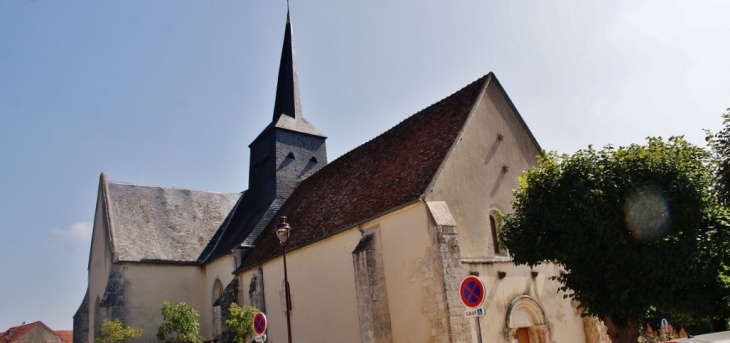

left=459, top=276, right=486, bottom=308
left=252, top=312, right=267, bottom=336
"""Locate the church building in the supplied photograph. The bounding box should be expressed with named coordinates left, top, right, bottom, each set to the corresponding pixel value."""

left=74, top=11, right=606, bottom=343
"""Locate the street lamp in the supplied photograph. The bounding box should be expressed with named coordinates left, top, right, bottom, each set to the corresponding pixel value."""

left=276, top=216, right=293, bottom=343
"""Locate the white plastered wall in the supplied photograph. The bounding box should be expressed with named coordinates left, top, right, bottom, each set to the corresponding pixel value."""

left=201, top=253, right=235, bottom=340
left=239, top=227, right=362, bottom=343
left=427, top=79, right=587, bottom=342
left=87, top=189, right=112, bottom=343
left=238, top=202, right=439, bottom=343
left=462, top=262, right=585, bottom=343
left=427, top=78, right=540, bottom=259
left=122, top=263, right=205, bottom=342
left=376, top=202, right=436, bottom=343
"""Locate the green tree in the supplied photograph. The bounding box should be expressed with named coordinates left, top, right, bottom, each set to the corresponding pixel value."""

left=706, top=108, right=730, bottom=204
left=94, top=318, right=142, bottom=343
left=156, top=301, right=203, bottom=343
left=500, top=137, right=730, bottom=343
left=225, top=303, right=259, bottom=343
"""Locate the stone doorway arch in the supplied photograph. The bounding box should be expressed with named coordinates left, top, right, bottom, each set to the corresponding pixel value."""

left=505, top=295, right=552, bottom=343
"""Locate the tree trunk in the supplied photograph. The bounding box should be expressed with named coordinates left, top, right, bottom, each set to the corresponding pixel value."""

left=709, top=317, right=728, bottom=332
left=603, top=314, right=640, bottom=343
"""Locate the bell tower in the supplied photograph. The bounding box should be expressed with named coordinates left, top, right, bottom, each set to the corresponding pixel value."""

left=248, top=11, right=327, bottom=204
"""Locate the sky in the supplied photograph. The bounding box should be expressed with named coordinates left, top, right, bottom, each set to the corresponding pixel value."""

left=1, top=0, right=730, bottom=331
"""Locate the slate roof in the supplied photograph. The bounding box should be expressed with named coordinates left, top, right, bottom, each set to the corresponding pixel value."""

left=199, top=11, right=323, bottom=263
left=240, top=73, right=491, bottom=269
left=105, top=180, right=240, bottom=262
left=272, top=11, right=302, bottom=123
left=251, top=10, right=325, bottom=145
left=197, top=193, right=284, bottom=263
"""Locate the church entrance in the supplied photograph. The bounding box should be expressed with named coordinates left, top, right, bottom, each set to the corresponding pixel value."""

left=514, top=327, right=530, bottom=342
left=505, top=295, right=551, bottom=343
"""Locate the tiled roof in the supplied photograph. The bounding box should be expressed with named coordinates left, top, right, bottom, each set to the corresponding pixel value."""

left=55, top=330, right=73, bottom=343
left=240, top=74, right=490, bottom=269
left=2, top=321, right=67, bottom=343
left=104, top=179, right=241, bottom=262
left=3, top=321, right=38, bottom=343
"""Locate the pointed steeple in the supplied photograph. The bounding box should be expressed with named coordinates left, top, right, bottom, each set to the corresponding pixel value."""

left=272, top=11, right=301, bottom=121
left=246, top=9, right=327, bottom=205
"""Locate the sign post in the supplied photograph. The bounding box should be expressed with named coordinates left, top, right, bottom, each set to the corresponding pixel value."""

left=460, top=276, right=486, bottom=343
left=252, top=312, right=267, bottom=342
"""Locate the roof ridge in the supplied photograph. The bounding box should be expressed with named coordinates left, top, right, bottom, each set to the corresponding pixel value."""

left=5, top=321, right=57, bottom=343
left=7, top=321, right=41, bottom=330
left=323, top=74, right=491, bottom=168
left=421, top=73, right=493, bottom=198
left=241, top=73, right=490, bottom=268
left=107, top=180, right=241, bottom=195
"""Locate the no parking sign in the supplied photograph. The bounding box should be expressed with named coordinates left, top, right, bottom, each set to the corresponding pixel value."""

left=252, top=312, right=267, bottom=336
left=460, top=275, right=486, bottom=343
left=459, top=275, right=485, bottom=308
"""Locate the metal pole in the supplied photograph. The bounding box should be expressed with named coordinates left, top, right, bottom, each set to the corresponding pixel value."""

left=475, top=317, right=483, bottom=343
left=283, top=244, right=293, bottom=343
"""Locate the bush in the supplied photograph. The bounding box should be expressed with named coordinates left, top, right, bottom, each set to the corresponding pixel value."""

left=94, top=318, right=142, bottom=343
left=156, top=301, right=203, bottom=343
left=226, top=303, right=260, bottom=343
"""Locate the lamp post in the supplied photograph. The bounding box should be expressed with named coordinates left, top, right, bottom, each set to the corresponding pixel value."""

left=276, top=216, right=293, bottom=343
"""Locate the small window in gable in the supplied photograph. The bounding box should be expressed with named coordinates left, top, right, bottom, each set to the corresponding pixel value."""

left=309, top=156, right=318, bottom=163
left=490, top=214, right=501, bottom=255
left=286, top=152, right=295, bottom=159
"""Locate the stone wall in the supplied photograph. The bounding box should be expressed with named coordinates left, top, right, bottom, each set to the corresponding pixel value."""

left=352, top=227, right=393, bottom=343
left=435, top=225, right=472, bottom=343
left=73, top=290, right=89, bottom=343
left=100, top=263, right=127, bottom=322
left=582, top=315, right=610, bottom=343
left=247, top=267, right=266, bottom=313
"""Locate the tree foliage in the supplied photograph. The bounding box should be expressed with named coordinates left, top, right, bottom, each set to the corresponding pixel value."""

left=706, top=108, right=730, bottom=204
left=225, top=303, right=259, bottom=343
left=156, top=301, right=203, bottom=343
left=94, top=318, right=142, bottom=343
left=500, top=136, right=730, bottom=343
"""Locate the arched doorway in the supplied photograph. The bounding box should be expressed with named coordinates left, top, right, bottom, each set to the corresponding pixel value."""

left=505, top=295, right=551, bottom=343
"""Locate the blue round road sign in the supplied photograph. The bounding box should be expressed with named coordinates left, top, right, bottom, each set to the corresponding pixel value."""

left=459, top=276, right=485, bottom=308
left=252, top=312, right=267, bottom=336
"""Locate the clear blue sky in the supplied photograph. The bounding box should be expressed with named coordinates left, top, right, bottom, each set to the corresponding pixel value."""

left=1, top=0, right=729, bottom=331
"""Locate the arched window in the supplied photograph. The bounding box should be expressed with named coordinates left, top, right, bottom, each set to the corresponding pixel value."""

left=212, top=279, right=223, bottom=338
left=490, top=213, right=501, bottom=255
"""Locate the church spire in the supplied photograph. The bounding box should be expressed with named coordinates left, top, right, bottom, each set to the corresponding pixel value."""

left=272, top=10, right=301, bottom=121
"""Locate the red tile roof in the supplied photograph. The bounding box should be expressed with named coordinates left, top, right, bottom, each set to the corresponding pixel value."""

left=55, top=330, right=73, bottom=343
left=2, top=321, right=39, bottom=343
left=240, top=74, right=490, bottom=269
left=2, top=321, right=68, bottom=343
